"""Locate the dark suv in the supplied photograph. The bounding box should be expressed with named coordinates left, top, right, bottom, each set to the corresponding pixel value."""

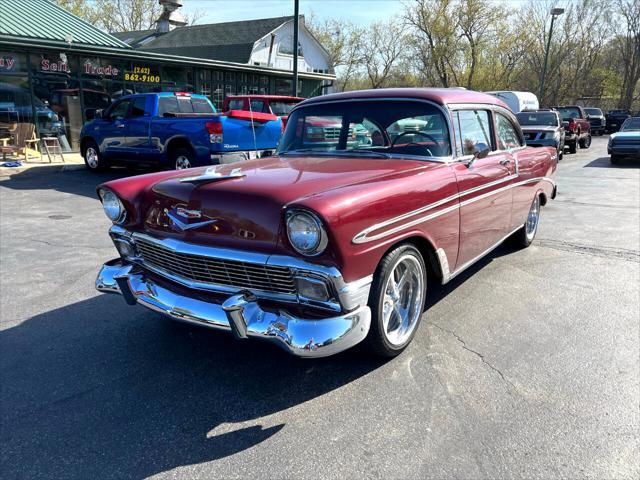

left=516, top=109, right=565, bottom=160
left=584, top=107, right=606, bottom=136
left=606, top=110, right=631, bottom=133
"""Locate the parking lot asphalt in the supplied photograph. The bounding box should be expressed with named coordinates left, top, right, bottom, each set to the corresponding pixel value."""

left=1, top=137, right=638, bottom=479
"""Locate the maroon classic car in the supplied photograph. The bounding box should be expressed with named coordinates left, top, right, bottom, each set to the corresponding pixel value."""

left=95, top=88, right=558, bottom=358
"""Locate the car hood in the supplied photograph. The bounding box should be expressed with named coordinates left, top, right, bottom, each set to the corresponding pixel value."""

left=133, top=155, right=427, bottom=254
left=610, top=131, right=640, bottom=140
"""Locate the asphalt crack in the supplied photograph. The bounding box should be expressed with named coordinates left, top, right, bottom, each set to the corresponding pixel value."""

left=535, top=239, right=640, bottom=263
left=431, top=322, right=517, bottom=390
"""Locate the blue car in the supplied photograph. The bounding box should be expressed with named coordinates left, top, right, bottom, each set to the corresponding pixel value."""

left=608, top=117, right=640, bottom=164
left=80, top=92, right=282, bottom=171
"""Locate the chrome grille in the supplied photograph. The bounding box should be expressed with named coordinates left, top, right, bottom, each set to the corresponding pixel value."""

left=136, top=238, right=296, bottom=294
left=323, top=126, right=341, bottom=140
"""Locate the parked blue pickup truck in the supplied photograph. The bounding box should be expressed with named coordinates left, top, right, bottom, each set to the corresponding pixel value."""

left=80, top=92, right=282, bottom=171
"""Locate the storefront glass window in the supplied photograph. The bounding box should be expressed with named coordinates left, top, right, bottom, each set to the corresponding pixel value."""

left=30, top=52, right=80, bottom=151
left=0, top=75, right=32, bottom=140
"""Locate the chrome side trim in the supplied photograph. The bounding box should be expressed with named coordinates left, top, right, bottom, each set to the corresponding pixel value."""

left=444, top=225, right=523, bottom=283
left=352, top=175, right=555, bottom=244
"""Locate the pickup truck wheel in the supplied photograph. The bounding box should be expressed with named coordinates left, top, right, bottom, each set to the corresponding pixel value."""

left=514, top=195, right=540, bottom=248
left=172, top=148, right=194, bottom=170
left=83, top=141, right=107, bottom=171
left=579, top=133, right=591, bottom=149
left=365, top=244, right=427, bottom=357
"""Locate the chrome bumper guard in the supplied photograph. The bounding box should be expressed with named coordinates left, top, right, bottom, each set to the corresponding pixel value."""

left=96, top=259, right=372, bottom=358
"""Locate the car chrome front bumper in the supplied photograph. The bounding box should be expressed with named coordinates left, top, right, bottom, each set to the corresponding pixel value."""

left=96, top=259, right=372, bottom=357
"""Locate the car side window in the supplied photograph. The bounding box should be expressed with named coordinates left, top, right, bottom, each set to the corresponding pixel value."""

left=107, top=100, right=130, bottom=121
left=250, top=100, right=266, bottom=112
left=129, top=97, right=147, bottom=118
left=453, top=110, right=493, bottom=156
left=158, top=97, right=179, bottom=117
left=495, top=113, right=522, bottom=150
left=227, top=99, right=244, bottom=110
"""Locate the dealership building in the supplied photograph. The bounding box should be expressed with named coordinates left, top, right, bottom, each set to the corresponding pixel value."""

left=0, top=0, right=335, bottom=152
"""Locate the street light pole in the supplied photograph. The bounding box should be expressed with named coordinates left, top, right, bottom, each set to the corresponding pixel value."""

left=539, top=7, right=564, bottom=103
left=292, top=0, right=299, bottom=97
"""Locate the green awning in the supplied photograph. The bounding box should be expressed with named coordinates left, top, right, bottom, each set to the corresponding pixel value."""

left=0, top=0, right=130, bottom=49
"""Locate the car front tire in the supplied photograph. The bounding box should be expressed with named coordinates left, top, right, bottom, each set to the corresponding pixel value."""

left=365, top=244, right=427, bottom=357
left=611, top=154, right=620, bottom=165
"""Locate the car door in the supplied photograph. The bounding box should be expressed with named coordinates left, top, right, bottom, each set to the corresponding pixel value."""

left=450, top=108, right=517, bottom=269
left=98, top=98, right=131, bottom=160
left=123, top=96, right=151, bottom=161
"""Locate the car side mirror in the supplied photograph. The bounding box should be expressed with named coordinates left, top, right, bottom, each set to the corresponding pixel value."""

left=466, top=143, right=490, bottom=168
left=474, top=143, right=490, bottom=159
left=586, top=115, right=591, bottom=120
left=94, top=109, right=102, bottom=119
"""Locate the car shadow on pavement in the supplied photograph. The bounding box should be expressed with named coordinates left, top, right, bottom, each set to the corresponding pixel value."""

left=583, top=156, right=640, bottom=168
left=0, top=165, right=150, bottom=200
left=0, top=294, right=387, bottom=479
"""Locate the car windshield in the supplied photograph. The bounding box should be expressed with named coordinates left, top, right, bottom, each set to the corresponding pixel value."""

left=516, top=112, right=558, bottom=126
left=270, top=100, right=300, bottom=116
left=556, top=107, right=581, bottom=119
left=621, top=118, right=640, bottom=131
left=584, top=108, right=602, bottom=116
left=277, top=100, right=451, bottom=158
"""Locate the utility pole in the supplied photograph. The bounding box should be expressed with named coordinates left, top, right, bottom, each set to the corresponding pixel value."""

left=292, top=0, right=299, bottom=97
left=539, top=7, right=565, bottom=103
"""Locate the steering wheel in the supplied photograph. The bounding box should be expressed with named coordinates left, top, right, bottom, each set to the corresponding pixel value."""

left=391, top=131, right=441, bottom=156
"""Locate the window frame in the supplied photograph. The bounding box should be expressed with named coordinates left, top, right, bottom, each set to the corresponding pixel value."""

left=494, top=111, right=524, bottom=150
left=451, top=108, right=495, bottom=157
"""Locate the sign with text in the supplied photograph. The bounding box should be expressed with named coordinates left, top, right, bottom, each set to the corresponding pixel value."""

left=124, top=66, right=160, bottom=83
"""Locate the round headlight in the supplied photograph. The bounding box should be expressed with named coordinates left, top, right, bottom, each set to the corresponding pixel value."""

left=286, top=210, right=327, bottom=256
left=98, top=188, right=126, bottom=224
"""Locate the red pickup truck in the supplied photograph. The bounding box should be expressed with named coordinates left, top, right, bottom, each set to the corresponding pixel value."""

left=552, top=105, right=592, bottom=154
left=223, top=95, right=304, bottom=128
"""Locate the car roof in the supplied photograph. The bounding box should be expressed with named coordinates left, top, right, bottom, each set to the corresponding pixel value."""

left=299, top=87, right=510, bottom=110
left=225, top=95, right=304, bottom=102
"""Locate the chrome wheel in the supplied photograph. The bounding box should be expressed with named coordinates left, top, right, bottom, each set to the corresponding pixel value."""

left=381, top=254, right=425, bottom=346
left=86, top=147, right=99, bottom=169
left=175, top=155, right=191, bottom=169
left=525, top=196, right=540, bottom=241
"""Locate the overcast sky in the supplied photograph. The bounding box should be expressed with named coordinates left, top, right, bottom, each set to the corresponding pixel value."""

left=182, top=0, right=406, bottom=25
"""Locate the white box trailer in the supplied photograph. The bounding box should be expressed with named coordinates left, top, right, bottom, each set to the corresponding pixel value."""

left=485, top=91, right=539, bottom=113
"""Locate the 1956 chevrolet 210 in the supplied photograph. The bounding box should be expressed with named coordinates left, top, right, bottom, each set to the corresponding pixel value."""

left=96, top=88, right=557, bottom=357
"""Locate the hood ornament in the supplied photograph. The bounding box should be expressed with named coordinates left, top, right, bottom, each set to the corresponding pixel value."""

left=179, top=167, right=245, bottom=185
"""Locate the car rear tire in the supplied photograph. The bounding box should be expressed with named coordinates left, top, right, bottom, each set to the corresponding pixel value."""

left=365, top=244, right=427, bottom=357
left=171, top=147, right=194, bottom=170
left=82, top=141, right=108, bottom=172
left=579, top=133, right=592, bottom=149
left=513, top=195, right=541, bottom=248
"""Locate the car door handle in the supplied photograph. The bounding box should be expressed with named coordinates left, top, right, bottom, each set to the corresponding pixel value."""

left=116, top=124, right=125, bottom=129
left=499, top=158, right=511, bottom=165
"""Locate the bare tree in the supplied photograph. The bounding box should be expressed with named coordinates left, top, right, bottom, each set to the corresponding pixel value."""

left=361, top=20, right=407, bottom=88
left=55, top=0, right=204, bottom=33
left=614, top=0, right=640, bottom=108
left=306, top=16, right=364, bottom=91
